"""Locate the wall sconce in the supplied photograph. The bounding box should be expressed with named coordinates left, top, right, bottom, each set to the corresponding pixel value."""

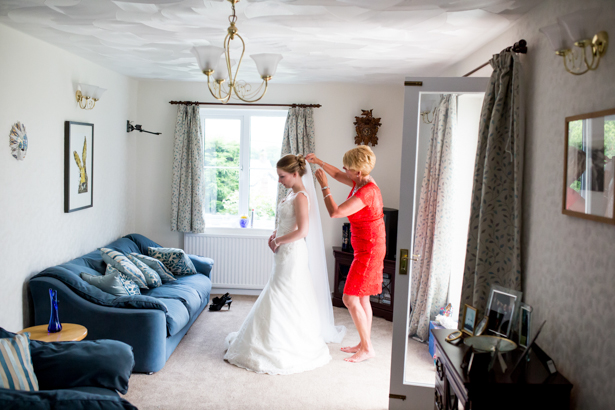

left=75, top=83, right=106, bottom=110
left=420, top=99, right=437, bottom=124
left=539, top=9, right=608, bottom=75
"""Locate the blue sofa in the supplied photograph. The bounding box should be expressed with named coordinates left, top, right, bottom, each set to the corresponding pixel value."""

left=29, top=233, right=213, bottom=373
left=0, top=327, right=137, bottom=409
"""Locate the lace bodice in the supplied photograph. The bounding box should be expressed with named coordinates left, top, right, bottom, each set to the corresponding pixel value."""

left=276, top=191, right=309, bottom=237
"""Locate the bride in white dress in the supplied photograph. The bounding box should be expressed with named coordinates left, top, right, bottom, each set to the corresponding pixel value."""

left=224, top=154, right=346, bottom=375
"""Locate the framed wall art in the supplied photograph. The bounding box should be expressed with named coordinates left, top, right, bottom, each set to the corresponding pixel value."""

left=65, top=121, right=94, bottom=213
left=563, top=108, right=615, bottom=223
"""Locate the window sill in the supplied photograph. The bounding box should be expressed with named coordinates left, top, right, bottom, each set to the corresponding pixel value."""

left=185, top=228, right=272, bottom=238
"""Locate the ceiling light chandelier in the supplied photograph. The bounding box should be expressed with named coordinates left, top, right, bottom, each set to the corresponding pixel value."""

left=191, top=0, right=282, bottom=103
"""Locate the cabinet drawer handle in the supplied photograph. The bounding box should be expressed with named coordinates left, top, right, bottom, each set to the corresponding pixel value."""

left=436, top=358, right=444, bottom=381
left=434, top=390, right=443, bottom=410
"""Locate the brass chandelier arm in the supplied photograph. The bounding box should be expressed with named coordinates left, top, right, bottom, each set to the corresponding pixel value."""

left=233, top=79, right=269, bottom=103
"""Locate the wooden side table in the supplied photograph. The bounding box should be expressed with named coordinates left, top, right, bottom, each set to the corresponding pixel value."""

left=18, top=323, right=88, bottom=342
left=332, top=246, right=396, bottom=321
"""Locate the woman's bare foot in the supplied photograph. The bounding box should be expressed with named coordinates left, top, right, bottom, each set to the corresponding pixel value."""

left=344, top=347, right=375, bottom=363
left=341, top=343, right=361, bottom=353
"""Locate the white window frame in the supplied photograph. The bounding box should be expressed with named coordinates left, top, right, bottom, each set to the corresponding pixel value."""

left=200, top=107, right=288, bottom=234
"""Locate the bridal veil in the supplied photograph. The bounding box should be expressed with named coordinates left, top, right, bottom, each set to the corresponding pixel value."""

left=301, top=164, right=347, bottom=344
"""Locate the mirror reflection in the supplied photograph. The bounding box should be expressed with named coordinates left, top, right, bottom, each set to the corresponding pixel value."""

left=564, top=110, right=615, bottom=221
left=404, top=92, right=484, bottom=385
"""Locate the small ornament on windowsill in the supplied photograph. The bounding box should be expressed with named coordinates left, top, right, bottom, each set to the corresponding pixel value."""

left=354, top=109, right=381, bottom=146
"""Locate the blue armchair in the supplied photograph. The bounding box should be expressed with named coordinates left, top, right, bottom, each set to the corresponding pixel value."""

left=0, top=328, right=136, bottom=410
left=29, top=234, right=214, bottom=373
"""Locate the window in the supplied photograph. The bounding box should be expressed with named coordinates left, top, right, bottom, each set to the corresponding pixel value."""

left=201, top=108, right=287, bottom=229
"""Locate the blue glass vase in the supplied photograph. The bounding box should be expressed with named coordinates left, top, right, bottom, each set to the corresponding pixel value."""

left=48, top=288, right=62, bottom=333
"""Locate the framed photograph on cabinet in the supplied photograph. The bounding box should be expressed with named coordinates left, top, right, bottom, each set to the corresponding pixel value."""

left=65, top=121, right=94, bottom=213
left=485, top=285, right=522, bottom=338
left=563, top=108, right=615, bottom=224
left=461, top=304, right=478, bottom=336
left=518, top=303, right=532, bottom=348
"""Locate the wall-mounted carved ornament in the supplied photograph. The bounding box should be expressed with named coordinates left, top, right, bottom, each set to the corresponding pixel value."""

left=354, top=109, right=381, bottom=146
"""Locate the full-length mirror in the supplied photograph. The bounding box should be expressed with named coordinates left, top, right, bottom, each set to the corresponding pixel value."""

left=403, top=91, right=484, bottom=385
left=563, top=108, right=615, bottom=223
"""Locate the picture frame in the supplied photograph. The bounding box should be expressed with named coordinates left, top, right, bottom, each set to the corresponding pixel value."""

left=518, top=303, right=533, bottom=348
left=474, top=316, right=488, bottom=336
left=485, top=285, right=523, bottom=338
left=64, top=121, right=94, bottom=213
left=461, top=304, right=478, bottom=336
left=562, top=108, right=615, bottom=224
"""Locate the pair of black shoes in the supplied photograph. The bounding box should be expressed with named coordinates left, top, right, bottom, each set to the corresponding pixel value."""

left=209, top=293, right=232, bottom=311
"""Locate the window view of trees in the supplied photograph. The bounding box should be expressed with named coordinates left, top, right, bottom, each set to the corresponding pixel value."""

left=202, top=111, right=287, bottom=229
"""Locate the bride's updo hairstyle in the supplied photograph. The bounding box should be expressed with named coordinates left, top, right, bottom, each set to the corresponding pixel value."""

left=343, top=145, right=376, bottom=176
left=277, top=154, right=308, bottom=177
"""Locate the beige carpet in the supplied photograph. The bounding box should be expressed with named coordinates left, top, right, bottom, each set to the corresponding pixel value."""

left=404, top=338, right=436, bottom=385
left=122, top=295, right=393, bottom=410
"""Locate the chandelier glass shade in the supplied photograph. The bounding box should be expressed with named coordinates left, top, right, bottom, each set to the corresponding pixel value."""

left=191, top=0, right=283, bottom=103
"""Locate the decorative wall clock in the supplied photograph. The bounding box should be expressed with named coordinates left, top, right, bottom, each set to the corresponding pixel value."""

left=354, top=109, right=382, bottom=146
left=9, top=122, right=28, bottom=161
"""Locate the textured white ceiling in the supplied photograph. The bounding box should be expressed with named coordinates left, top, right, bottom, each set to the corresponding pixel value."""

left=0, top=0, right=540, bottom=84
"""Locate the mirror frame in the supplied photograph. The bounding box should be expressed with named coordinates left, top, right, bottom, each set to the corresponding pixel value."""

left=562, top=108, right=615, bottom=224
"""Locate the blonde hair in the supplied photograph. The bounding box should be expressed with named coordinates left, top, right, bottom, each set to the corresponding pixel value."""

left=276, top=154, right=308, bottom=177
left=343, top=146, right=376, bottom=176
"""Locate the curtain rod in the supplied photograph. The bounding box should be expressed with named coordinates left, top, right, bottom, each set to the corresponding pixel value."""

left=169, top=101, right=321, bottom=108
left=462, top=39, right=527, bottom=77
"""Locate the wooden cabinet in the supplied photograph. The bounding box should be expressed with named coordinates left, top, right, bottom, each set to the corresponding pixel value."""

left=332, top=246, right=395, bottom=321
left=431, top=328, right=572, bottom=410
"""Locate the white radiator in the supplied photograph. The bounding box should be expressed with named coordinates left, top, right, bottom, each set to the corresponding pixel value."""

left=184, top=233, right=272, bottom=292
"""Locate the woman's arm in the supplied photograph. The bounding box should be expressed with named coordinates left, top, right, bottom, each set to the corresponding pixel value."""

left=306, top=153, right=353, bottom=187
left=270, top=194, right=309, bottom=251
left=324, top=195, right=365, bottom=218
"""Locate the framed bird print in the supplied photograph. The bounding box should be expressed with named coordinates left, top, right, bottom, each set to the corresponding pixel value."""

left=65, top=121, right=94, bottom=213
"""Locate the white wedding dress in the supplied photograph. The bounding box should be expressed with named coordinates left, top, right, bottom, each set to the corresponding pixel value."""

left=224, top=166, right=346, bottom=375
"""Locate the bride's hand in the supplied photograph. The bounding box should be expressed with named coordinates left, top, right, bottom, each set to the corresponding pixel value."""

left=268, top=238, right=279, bottom=253
left=315, top=168, right=328, bottom=187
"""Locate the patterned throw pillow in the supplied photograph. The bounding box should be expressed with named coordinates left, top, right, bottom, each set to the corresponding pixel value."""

left=129, top=253, right=176, bottom=283
left=0, top=333, right=39, bottom=391
left=100, top=248, right=148, bottom=289
left=127, top=254, right=161, bottom=288
left=81, top=268, right=141, bottom=296
left=148, top=247, right=197, bottom=275
left=105, top=265, right=141, bottom=296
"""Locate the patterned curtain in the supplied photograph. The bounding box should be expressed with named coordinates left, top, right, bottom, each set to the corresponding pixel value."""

left=276, top=107, right=316, bottom=206
left=408, top=95, right=457, bottom=341
left=459, top=50, right=524, bottom=322
left=170, top=105, right=205, bottom=233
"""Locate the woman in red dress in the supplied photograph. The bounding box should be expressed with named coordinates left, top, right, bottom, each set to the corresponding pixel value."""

left=306, top=146, right=385, bottom=363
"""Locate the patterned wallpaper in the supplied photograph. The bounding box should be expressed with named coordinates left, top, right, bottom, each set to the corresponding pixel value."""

left=445, top=0, right=615, bottom=408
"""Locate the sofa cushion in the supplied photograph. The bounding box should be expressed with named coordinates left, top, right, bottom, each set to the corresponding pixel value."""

left=0, top=334, right=38, bottom=391
left=173, top=274, right=212, bottom=305
left=0, top=328, right=135, bottom=395
left=143, top=282, right=202, bottom=318
left=32, top=268, right=167, bottom=314
left=148, top=247, right=197, bottom=275
left=129, top=253, right=176, bottom=283
left=81, top=270, right=139, bottom=297
left=122, top=233, right=162, bottom=255
left=127, top=255, right=161, bottom=288
left=158, top=299, right=190, bottom=336
left=0, top=388, right=138, bottom=410
left=100, top=248, right=148, bottom=289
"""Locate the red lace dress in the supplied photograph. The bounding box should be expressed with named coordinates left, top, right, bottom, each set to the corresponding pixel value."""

left=344, top=181, right=386, bottom=297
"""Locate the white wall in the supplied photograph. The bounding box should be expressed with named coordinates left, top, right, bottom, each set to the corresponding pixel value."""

left=0, top=24, right=138, bottom=331
left=135, top=81, right=404, bottom=286
left=443, top=1, right=615, bottom=408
